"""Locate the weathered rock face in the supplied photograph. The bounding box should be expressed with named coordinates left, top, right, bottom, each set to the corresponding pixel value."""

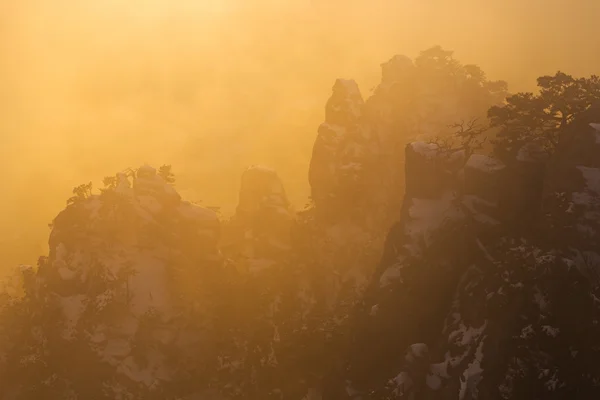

left=225, top=165, right=293, bottom=272
left=236, top=166, right=290, bottom=220
left=309, top=79, right=376, bottom=224
left=464, top=154, right=506, bottom=202
left=498, top=143, right=548, bottom=229
left=341, top=143, right=468, bottom=396
left=301, top=51, right=511, bottom=394
left=1, top=166, right=225, bottom=399
left=335, top=117, right=600, bottom=399
left=404, top=142, right=447, bottom=199
left=208, top=165, right=376, bottom=400
left=300, top=50, right=509, bottom=348
left=324, top=79, right=364, bottom=127
left=303, top=80, right=387, bottom=352
left=309, top=51, right=507, bottom=232
left=369, top=239, right=600, bottom=400
left=378, top=142, right=468, bottom=286
left=462, top=153, right=506, bottom=230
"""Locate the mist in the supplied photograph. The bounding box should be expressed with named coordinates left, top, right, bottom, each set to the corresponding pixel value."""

left=1, top=0, right=600, bottom=267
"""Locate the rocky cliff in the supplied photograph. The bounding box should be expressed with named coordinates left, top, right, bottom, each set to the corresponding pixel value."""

left=335, top=119, right=600, bottom=399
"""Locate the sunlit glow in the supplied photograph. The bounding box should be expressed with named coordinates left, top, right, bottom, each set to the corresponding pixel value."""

left=1, top=0, right=599, bottom=268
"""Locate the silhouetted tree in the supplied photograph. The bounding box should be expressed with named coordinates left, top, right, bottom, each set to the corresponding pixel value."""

left=66, top=182, right=93, bottom=206
left=101, top=175, right=117, bottom=190
left=415, top=45, right=460, bottom=73
left=429, top=117, right=487, bottom=162
left=159, top=164, right=176, bottom=184
left=488, top=72, right=600, bottom=161
left=415, top=46, right=508, bottom=117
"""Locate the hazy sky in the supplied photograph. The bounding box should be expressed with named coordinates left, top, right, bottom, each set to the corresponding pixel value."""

left=1, top=0, right=599, bottom=264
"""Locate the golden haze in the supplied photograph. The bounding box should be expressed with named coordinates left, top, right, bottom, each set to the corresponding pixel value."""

left=1, top=0, right=599, bottom=266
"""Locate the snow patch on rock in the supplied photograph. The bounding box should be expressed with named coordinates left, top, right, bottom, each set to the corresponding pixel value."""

left=405, top=191, right=463, bottom=247
left=409, top=141, right=439, bottom=159
left=466, top=154, right=505, bottom=173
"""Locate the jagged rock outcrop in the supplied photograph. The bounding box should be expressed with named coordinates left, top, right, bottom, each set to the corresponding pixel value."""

left=335, top=117, right=600, bottom=399
left=216, top=166, right=320, bottom=399
left=0, top=166, right=225, bottom=399
left=359, top=49, right=507, bottom=225
left=308, top=79, right=375, bottom=224
left=296, top=51, right=510, bottom=398
left=334, top=142, right=467, bottom=398
left=309, top=49, right=507, bottom=231
left=223, top=165, right=293, bottom=273
left=301, top=81, right=386, bottom=341
left=302, top=51, right=510, bottom=320
left=0, top=162, right=351, bottom=400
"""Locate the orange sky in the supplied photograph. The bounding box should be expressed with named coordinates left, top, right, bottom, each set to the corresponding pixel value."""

left=0, top=0, right=599, bottom=264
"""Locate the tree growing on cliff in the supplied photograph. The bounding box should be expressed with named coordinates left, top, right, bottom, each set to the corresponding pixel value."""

left=488, top=72, right=600, bottom=161
left=449, top=118, right=487, bottom=160
left=415, top=46, right=460, bottom=74
left=67, top=182, right=93, bottom=206
left=413, top=46, right=509, bottom=123
left=101, top=175, right=117, bottom=191
left=428, top=117, right=487, bottom=162
left=158, top=164, right=176, bottom=184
